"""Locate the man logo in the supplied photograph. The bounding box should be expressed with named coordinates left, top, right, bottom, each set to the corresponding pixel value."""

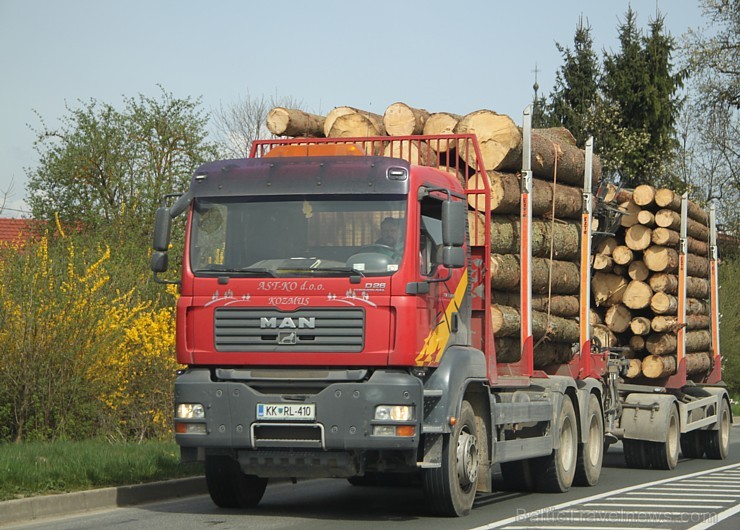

left=260, top=317, right=316, bottom=329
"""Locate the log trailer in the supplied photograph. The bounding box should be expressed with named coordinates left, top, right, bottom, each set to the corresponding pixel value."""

left=150, top=108, right=731, bottom=516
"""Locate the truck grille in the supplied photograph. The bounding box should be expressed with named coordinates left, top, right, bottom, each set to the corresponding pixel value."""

left=214, top=308, right=365, bottom=352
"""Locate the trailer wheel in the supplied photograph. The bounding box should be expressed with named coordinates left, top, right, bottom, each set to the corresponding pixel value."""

left=647, top=404, right=680, bottom=470
left=205, top=455, right=268, bottom=508
left=574, top=394, right=603, bottom=486
left=532, top=395, right=577, bottom=492
left=680, top=431, right=705, bottom=459
left=423, top=400, right=478, bottom=516
left=704, top=398, right=731, bottom=460
left=623, top=439, right=648, bottom=468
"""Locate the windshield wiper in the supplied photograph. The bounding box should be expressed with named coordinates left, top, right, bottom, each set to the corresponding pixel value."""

left=277, top=266, right=365, bottom=277
left=196, top=266, right=277, bottom=277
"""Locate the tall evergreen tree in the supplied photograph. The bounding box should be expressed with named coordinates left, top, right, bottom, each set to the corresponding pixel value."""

left=548, top=16, right=600, bottom=146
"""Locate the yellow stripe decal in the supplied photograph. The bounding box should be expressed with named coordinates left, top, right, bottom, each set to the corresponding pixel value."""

left=415, top=271, right=468, bottom=366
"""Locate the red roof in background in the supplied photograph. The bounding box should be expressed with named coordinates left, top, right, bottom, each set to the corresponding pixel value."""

left=0, top=218, right=46, bottom=247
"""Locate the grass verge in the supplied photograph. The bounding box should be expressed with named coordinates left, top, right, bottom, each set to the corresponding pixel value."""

left=0, top=440, right=202, bottom=502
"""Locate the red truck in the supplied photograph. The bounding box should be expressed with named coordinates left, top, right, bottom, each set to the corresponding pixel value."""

left=151, top=109, right=731, bottom=516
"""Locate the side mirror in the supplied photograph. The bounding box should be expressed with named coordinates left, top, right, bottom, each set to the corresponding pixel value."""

left=153, top=207, right=172, bottom=252
left=441, top=246, right=466, bottom=269
left=442, top=200, right=466, bottom=247
left=150, top=251, right=169, bottom=274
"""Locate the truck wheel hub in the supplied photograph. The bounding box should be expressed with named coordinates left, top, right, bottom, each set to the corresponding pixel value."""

left=456, top=431, right=478, bottom=487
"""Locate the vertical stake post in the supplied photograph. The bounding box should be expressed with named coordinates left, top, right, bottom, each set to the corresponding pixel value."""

left=520, top=107, right=533, bottom=375
left=579, top=137, right=594, bottom=377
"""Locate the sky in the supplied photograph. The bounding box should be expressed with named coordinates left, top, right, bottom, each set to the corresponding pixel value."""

left=0, top=0, right=705, bottom=217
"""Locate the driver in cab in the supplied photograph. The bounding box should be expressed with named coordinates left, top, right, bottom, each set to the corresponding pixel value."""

left=376, top=217, right=400, bottom=248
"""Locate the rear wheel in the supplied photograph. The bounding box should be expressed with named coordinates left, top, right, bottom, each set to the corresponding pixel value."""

left=680, top=431, right=704, bottom=459
left=532, top=395, right=577, bottom=492
left=205, top=455, right=268, bottom=508
left=647, top=405, right=680, bottom=470
left=704, top=398, right=731, bottom=460
left=574, top=394, right=604, bottom=486
left=423, top=400, right=479, bottom=516
left=623, top=439, right=648, bottom=468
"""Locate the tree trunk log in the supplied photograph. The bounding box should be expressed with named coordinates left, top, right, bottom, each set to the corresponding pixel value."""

left=423, top=112, right=461, bottom=141
left=642, top=354, right=677, bottom=378
left=628, top=261, right=650, bottom=282
left=629, top=335, right=646, bottom=352
left=651, top=314, right=712, bottom=333
left=612, top=245, right=634, bottom=266
left=654, top=188, right=709, bottom=225
left=490, top=254, right=580, bottom=294
left=633, top=184, right=657, bottom=207
left=643, top=246, right=709, bottom=276
left=626, top=358, right=643, bottom=379
left=592, top=324, right=619, bottom=348
left=649, top=273, right=711, bottom=299
left=266, top=107, right=326, bottom=137
left=592, top=272, right=629, bottom=307
left=491, top=305, right=580, bottom=342
left=630, top=316, right=652, bottom=336
left=650, top=293, right=710, bottom=316
left=326, top=107, right=385, bottom=137
left=686, top=352, right=712, bottom=375
left=492, top=291, right=581, bottom=318
left=494, top=338, right=575, bottom=367
left=382, top=140, right=437, bottom=166
left=596, top=236, right=619, bottom=256
left=454, top=110, right=522, bottom=171
left=645, top=330, right=711, bottom=355
left=619, top=200, right=642, bottom=228
left=625, top=225, right=652, bottom=251
left=651, top=227, right=709, bottom=256
left=605, top=304, right=632, bottom=333
left=382, top=102, right=430, bottom=136
left=467, top=171, right=583, bottom=219
left=593, top=254, right=614, bottom=272
left=468, top=212, right=581, bottom=260
left=654, top=209, right=710, bottom=240
left=637, top=210, right=656, bottom=227
left=622, top=280, right=653, bottom=310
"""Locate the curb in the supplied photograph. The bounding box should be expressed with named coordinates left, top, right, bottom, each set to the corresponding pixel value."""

left=0, top=476, right=207, bottom=528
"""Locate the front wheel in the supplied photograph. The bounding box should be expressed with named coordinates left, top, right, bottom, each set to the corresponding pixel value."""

left=423, top=400, right=479, bottom=516
left=205, top=455, right=268, bottom=508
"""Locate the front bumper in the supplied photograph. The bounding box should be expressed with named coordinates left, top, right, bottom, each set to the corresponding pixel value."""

left=174, top=368, right=423, bottom=452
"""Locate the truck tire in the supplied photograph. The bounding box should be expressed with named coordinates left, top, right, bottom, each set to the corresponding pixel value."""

left=423, top=400, right=478, bottom=516
left=704, top=398, right=731, bottom=460
left=532, top=395, right=577, bottom=493
left=646, top=404, right=680, bottom=470
left=680, top=431, right=704, bottom=459
left=205, top=455, right=268, bottom=508
left=623, top=439, right=648, bottom=468
left=574, top=393, right=604, bottom=486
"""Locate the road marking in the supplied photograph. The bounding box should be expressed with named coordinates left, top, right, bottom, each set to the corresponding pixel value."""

left=622, top=492, right=740, bottom=498
left=688, top=503, right=740, bottom=530
left=472, top=462, right=740, bottom=530
left=583, top=502, right=726, bottom=509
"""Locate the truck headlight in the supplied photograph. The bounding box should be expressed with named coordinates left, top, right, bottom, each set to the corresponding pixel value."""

left=177, top=403, right=205, bottom=419
left=375, top=405, right=414, bottom=421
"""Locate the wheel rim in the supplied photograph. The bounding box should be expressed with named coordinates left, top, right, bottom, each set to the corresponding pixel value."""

left=456, top=429, right=478, bottom=489
left=560, top=415, right=575, bottom=473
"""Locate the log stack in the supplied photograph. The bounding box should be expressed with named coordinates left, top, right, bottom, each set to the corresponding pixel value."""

left=265, top=104, right=713, bottom=378
left=593, top=184, right=714, bottom=380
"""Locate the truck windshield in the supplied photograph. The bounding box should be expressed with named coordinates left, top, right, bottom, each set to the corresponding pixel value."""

left=190, top=196, right=407, bottom=277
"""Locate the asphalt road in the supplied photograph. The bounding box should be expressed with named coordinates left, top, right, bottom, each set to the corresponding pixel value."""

left=7, top=425, right=740, bottom=530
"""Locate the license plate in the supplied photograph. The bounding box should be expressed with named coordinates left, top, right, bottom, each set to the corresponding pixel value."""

left=257, top=403, right=316, bottom=420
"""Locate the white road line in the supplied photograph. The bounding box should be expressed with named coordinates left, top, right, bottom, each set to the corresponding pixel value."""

left=687, top=503, right=740, bottom=530
left=472, top=462, right=740, bottom=530
left=500, top=527, right=665, bottom=530
left=610, top=496, right=735, bottom=502
left=583, top=502, right=726, bottom=509
left=622, top=491, right=740, bottom=497
left=648, top=487, right=740, bottom=493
